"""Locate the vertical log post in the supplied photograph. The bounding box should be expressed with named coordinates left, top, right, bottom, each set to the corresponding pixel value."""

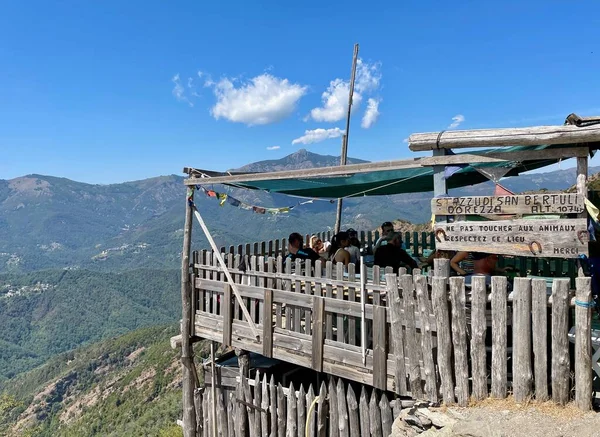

left=577, top=156, right=588, bottom=276
left=181, top=184, right=197, bottom=437
left=450, top=277, right=469, bottom=406
left=491, top=276, right=508, bottom=398
left=386, top=273, right=407, bottom=395
left=317, top=382, right=328, bottom=437
left=346, top=385, right=360, bottom=437
left=551, top=278, right=570, bottom=405
left=432, top=276, right=454, bottom=404
left=512, top=278, right=533, bottom=403
left=532, top=278, right=549, bottom=401
left=575, top=277, right=593, bottom=410
left=470, top=275, right=488, bottom=401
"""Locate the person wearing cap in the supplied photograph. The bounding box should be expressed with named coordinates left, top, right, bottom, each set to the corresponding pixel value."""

left=374, top=232, right=418, bottom=272
left=346, top=228, right=361, bottom=265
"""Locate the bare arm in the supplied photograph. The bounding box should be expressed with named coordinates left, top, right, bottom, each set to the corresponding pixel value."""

left=450, top=251, right=468, bottom=275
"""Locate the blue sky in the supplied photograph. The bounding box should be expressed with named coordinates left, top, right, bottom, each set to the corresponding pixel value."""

left=1, top=0, right=599, bottom=184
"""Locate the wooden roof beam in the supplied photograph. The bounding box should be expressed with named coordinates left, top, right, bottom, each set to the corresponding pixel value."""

left=183, top=158, right=423, bottom=186
left=408, top=123, right=600, bottom=152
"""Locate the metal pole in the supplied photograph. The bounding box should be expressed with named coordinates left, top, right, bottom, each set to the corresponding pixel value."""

left=334, top=43, right=359, bottom=233
left=181, top=184, right=197, bottom=437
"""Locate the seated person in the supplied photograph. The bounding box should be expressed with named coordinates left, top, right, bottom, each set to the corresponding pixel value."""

left=309, top=235, right=326, bottom=255
left=373, top=221, right=394, bottom=254
left=345, top=228, right=361, bottom=265
left=450, top=251, right=475, bottom=276
left=286, top=232, right=321, bottom=263
left=422, top=248, right=456, bottom=268
left=327, top=231, right=351, bottom=266
left=464, top=252, right=510, bottom=287
left=374, top=232, right=418, bottom=272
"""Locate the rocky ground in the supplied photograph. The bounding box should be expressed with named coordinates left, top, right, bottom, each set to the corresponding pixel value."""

left=391, top=397, right=600, bottom=437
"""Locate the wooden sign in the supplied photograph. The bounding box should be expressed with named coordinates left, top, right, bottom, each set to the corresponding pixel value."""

left=433, top=218, right=588, bottom=258
left=432, top=194, right=583, bottom=216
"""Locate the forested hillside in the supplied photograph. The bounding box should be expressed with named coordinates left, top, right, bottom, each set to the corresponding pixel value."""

left=0, top=269, right=180, bottom=380
left=0, top=324, right=192, bottom=437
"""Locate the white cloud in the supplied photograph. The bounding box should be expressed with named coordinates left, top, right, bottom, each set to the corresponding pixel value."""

left=292, top=128, right=344, bottom=145
left=361, top=98, right=380, bottom=129
left=448, top=114, right=465, bottom=129
left=172, top=74, right=193, bottom=107
left=309, top=59, right=381, bottom=123
left=210, top=74, right=307, bottom=125
left=266, top=146, right=280, bottom=150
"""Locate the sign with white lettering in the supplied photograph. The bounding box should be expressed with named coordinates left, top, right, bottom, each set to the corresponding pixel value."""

left=433, top=218, right=588, bottom=258
left=431, top=194, right=583, bottom=216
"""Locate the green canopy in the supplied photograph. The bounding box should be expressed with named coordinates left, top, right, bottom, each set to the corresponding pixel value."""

left=215, top=145, right=569, bottom=199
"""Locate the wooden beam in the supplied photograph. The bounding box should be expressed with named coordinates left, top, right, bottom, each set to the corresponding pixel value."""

left=183, top=159, right=423, bottom=186
left=408, top=123, right=600, bottom=151
left=419, top=145, right=590, bottom=166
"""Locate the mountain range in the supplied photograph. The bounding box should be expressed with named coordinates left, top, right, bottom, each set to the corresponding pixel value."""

left=0, top=149, right=594, bottom=273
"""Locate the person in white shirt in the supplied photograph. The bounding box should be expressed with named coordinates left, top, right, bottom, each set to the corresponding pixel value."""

left=345, top=228, right=361, bottom=265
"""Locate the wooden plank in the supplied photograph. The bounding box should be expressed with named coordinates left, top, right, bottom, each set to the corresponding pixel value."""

left=307, top=384, right=316, bottom=437
left=433, top=258, right=450, bottom=278
left=194, top=388, right=203, bottom=437
left=491, top=276, right=508, bottom=398
left=325, top=261, right=334, bottom=340
left=336, top=263, right=345, bottom=343
left=432, top=276, right=454, bottom=404
left=298, top=385, right=306, bottom=437
left=329, top=378, right=339, bottom=437
left=270, top=375, right=278, bottom=437
left=386, top=273, right=408, bottom=395
left=420, top=145, right=590, bottom=166
left=312, top=296, right=325, bottom=372
left=305, top=259, right=313, bottom=335
left=285, top=258, right=292, bottom=330
left=513, top=278, right=533, bottom=403
left=379, top=393, right=393, bottom=437
left=450, top=277, right=469, bottom=407
left=368, top=390, right=382, bottom=437
left=532, top=278, right=549, bottom=401
left=254, top=373, right=262, bottom=437
left=185, top=158, right=424, bottom=185
left=237, top=379, right=248, bottom=437
left=346, top=385, right=359, bottom=437
left=432, top=194, right=583, bottom=215
left=470, top=275, right=487, bottom=401
left=575, top=277, right=593, bottom=410
left=263, top=288, right=273, bottom=358
left=401, top=274, right=423, bottom=399
left=294, top=258, right=303, bottom=332
left=249, top=256, right=257, bottom=324
left=227, top=393, right=234, bottom=437
left=317, top=382, right=328, bottom=437
left=434, top=218, right=588, bottom=258
left=287, top=382, right=297, bottom=437
left=415, top=274, right=438, bottom=403
left=551, top=278, right=570, bottom=405
left=276, top=256, right=283, bottom=328
left=217, top=387, right=228, bottom=437
left=347, top=263, right=357, bottom=346
left=243, top=375, right=255, bottom=437
left=577, top=157, right=588, bottom=221
left=261, top=374, right=270, bottom=437
left=277, top=383, right=286, bottom=437
left=372, top=305, right=387, bottom=390
left=408, top=124, right=600, bottom=152
left=337, top=378, right=349, bottom=437
left=358, top=387, right=370, bottom=437
left=258, top=256, right=265, bottom=323
left=223, top=283, right=232, bottom=347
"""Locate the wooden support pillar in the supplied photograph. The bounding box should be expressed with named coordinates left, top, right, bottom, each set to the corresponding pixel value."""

left=432, top=148, right=448, bottom=224
left=181, top=185, right=197, bottom=437
left=577, top=155, right=588, bottom=276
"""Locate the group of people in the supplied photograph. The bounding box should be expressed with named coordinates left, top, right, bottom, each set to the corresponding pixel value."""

left=286, top=221, right=510, bottom=285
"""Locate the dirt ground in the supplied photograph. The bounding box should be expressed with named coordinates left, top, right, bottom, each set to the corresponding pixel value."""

left=444, top=397, right=600, bottom=437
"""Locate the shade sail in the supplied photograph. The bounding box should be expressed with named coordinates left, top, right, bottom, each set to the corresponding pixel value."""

left=187, top=145, right=587, bottom=199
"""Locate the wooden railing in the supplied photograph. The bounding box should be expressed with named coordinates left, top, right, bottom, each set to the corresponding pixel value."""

left=216, top=231, right=581, bottom=286
left=192, top=253, right=594, bottom=409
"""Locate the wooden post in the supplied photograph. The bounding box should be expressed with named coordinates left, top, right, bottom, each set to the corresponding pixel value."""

left=329, top=378, right=339, bottom=437
left=450, top=277, right=469, bottom=406
left=317, top=382, right=328, bottom=437
left=346, top=385, right=359, bottom=437
left=270, top=375, right=278, bottom=437
left=491, top=276, right=508, bottom=398
left=432, top=277, right=454, bottom=404
left=298, top=385, right=306, bottom=437
left=386, top=273, right=407, bottom=395
left=551, top=278, right=570, bottom=405
left=433, top=258, right=450, bottom=278
left=277, top=384, right=286, bottom=437
left=401, top=274, right=423, bottom=398
left=181, top=185, right=197, bottom=437
left=337, top=379, right=349, bottom=437
left=416, top=274, right=438, bottom=403
left=432, top=148, right=448, bottom=226
left=210, top=342, right=218, bottom=437
left=359, top=387, right=370, bottom=437
left=372, top=304, right=387, bottom=391
left=575, top=277, right=593, bottom=410
left=532, top=278, right=549, bottom=401
left=577, top=156, right=588, bottom=276
left=368, top=391, right=382, bottom=437
left=262, top=374, right=270, bottom=437
left=312, top=297, right=325, bottom=372
left=307, top=384, right=316, bottom=437
left=379, top=393, right=393, bottom=437
left=254, top=373, right=262, bottom=437
left=470, top=275, right=487, bottom=401
left=512, top=278, right=533, bottom=403
left=263, top=288, right=273, bottom=358
left=287, top=382, right=298, bottom=437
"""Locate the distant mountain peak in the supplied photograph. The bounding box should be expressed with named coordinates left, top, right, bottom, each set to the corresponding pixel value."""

left=233, top=149, right=369, bottom=173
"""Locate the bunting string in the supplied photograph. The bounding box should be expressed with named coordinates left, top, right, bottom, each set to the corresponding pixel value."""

left=197, top=186, right=326, bottom=215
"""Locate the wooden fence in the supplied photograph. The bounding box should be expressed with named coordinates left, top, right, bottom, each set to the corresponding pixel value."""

left=191, top=254, right=594, bottom=411
left=196, top=372, right=405, bottom=437
left=216, top=232, right=581, bottom=286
